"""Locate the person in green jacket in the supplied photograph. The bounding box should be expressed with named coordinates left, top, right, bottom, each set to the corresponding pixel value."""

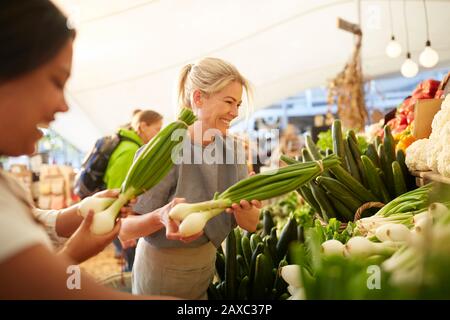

left=105, top=109, right=163, bottom=271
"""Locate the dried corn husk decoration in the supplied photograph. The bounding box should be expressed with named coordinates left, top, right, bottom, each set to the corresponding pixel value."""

left=327, top=33, right=368, bottom=132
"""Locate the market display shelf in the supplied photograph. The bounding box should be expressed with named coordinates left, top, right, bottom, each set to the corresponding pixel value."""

left=412, top=170, right=450, bottom=187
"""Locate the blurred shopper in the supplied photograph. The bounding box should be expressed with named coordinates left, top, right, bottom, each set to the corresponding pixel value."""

left=0, top=0, right=171, bottom=299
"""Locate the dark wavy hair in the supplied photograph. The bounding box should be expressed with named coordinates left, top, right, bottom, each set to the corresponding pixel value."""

left=0, top=0, right=76, bottom=82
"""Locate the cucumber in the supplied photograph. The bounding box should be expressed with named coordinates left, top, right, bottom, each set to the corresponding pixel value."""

left=297, top=185, right=322, bottom=215
left=392, top=161, right=407, bottom=196
left=344, top=139, right=362, bottom=182
left=248, top=242, right=265, bottom=296
left=276, top=216, right=297, bottom=261
left=326, top=191, right=355, bottom=222
left=383, top=126, right=396, bottom=165
left=267, top=229, right=278, bottom=264
left=252, top=253, right=270, bottom=300
left=216, top=281, right=226, bottom=299
left=309, top=181, right=335, bottom=222
left=301, top=148, right=313, bottom=162
left=250, top=233, right=262, bottom=252
left=361, top=155, right=391, bottom=204
left=241, top=236, right=252, bottom=269
left=379, top=144, right=396, bottom=198
left=347, top=136, right=369, bottom=188
left=225, top=230, right=237, bottom=299
left=237, top=254, right=248, bottom=278
left=237, top=276, right=249, bottom=300
left=316, top=176, right=363, bottom=213
left=347, top=129, right=358, bottom=145
left=365, top=143, right=381, bottom=168
left=375, top=135, right=382, bottom=149
left=305, top=134, right=323, bottom=160
left=329, top=165, right=378, bottom=203
left=332, top=120, right=345, bottom=160
left=234, top=228, right=242, bottom=257
left=396, top=149, right=415, bottom=191
left=274, top=260, right=289, bottom=298
left=262, top=209, right=275, bottom=237
left=215, top=252, right=225, bottom=281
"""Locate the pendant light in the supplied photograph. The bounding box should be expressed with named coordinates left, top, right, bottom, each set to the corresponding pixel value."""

left=400, top=0, right=418, bottom=78
left=419, top=0, right=439, bottom=68
left=385, top=0, right=402, bottom=58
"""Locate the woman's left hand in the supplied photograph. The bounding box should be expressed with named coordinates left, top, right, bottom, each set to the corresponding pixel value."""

left=226, top=199, right=261, bottom=232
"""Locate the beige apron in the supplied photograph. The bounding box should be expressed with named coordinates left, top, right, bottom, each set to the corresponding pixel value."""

left=132, top=239, right=216, bottom=300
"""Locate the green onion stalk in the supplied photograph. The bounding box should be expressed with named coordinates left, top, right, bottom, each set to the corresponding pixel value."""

left=170, top=155, right=341, bottom=237
left=354, top=184, right=434, bottom=237
left=82, top=108, right=197, bottom=235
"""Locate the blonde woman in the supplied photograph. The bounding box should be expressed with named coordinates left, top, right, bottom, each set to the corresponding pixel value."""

left=119, top=57, right=261, bottom=299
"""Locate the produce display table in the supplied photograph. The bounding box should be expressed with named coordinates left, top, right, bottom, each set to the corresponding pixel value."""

left=412, top=170, right=450, bottom=186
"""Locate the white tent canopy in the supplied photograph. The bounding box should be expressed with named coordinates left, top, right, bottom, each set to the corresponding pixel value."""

left=51, top=0, right=450, bottom=152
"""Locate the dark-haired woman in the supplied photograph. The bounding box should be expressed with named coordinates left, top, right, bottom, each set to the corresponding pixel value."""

left=0, top=0, right=172, bottom=299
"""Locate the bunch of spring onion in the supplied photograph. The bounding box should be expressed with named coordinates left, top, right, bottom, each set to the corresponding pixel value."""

left=78, top=108, right=196, bottom=235
left=169, top=155, right=340, bottom=237
left=353, top=184, right=434, bottom=238
left=382, top=202, right=450, bottom=287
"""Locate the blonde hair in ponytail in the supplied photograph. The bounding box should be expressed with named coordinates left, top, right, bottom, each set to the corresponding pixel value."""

left=177, top=57, right=252, bottom=110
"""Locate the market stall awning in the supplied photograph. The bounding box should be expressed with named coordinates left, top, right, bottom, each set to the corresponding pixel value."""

left=51, top=0, right=450, bottom=152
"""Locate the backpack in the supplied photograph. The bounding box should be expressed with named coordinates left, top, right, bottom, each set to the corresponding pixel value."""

left=74, top=134, right=138, bottom=199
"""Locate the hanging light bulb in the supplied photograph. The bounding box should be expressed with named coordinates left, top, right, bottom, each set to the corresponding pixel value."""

left=386, top=35, right=402, bottom=58
left=420, top=41, right=439, bottom=68
left=419, top=1, right=439, bottom=68
left=385, top=1, right=402, bottom=58
left=401, top=53, right=419, bottom=78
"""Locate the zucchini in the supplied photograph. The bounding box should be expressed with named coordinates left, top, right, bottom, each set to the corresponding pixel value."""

left=375, top=135, right=382, bottom=149
left=392, top=161, right=407, bottom=196
left=225, top=230, right=237, bottom=299
left=216, top=281, right=226, bottom=299
left=310, top=181, right=335, bottom=222
left=252, top=253, right=270, bottom=300
left=274, top=259, right=289, bottom=298
left=361, top=155, right=391, bottom=204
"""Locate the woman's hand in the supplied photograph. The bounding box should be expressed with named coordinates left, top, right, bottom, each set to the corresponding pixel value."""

left=226, top=199, right=261, bottom=233
left=225, top=171, right=261, bottom=232
left=88, top=189, right=137, bottom=218
left=59, top=211, right=120, bottom=264
left=159, top=198, right=204, bottom=243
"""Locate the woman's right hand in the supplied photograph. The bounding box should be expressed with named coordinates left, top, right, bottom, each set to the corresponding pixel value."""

left=58, top=210, right=120, bottom=264
left=159, top=198, right=204, bottom=243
